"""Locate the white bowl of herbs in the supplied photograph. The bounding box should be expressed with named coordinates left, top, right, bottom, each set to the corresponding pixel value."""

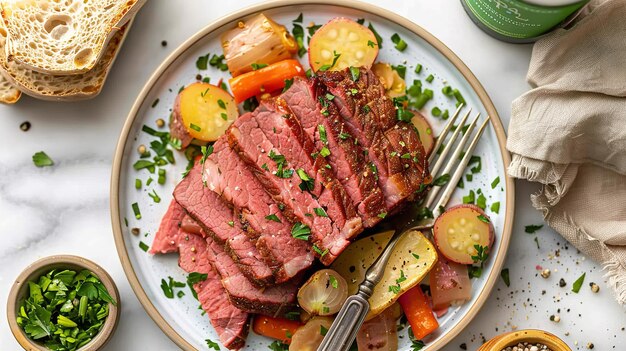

left=7, top=255, right=120, bottom=351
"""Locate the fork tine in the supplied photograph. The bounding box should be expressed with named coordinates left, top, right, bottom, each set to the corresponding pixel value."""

left=428, top=104, right=465, bottom=165
left=433, top=117, right=491, bottom=215
left=429, top=109, right=472, bottom=177
left=422, top=112, right=481, bottom=209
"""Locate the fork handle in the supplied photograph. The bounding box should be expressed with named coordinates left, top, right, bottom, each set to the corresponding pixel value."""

left=317, top=294, right=370, bottom=351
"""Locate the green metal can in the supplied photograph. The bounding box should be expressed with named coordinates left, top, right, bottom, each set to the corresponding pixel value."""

left=461, top=0, right=590, bottom=43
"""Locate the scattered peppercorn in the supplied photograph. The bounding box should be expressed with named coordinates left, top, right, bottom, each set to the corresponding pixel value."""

left=590, top=282, right=600, bottom=293
left=541, top=268, right=551, bottom=279
left=460, top=343, right=467, bottom=350
left=161, top=40, right=167, bottom=47
left=587, top=342, right=594, bottom=349
left=196, top=74, right=202, bottom=81
left=559, top=278, right=566, bottom=287
left=20, top=121, right=31, bottom=131
left=156, top=118, right=165, bottom=128
left=131, top=227, right=140, bottom=235
left=138, top=144, right=147, bottom=155
left=549, top=315, right=561, bottom=323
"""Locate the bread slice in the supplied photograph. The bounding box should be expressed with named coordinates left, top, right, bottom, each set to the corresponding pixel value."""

left=0, top=20, right=132, bottom=101
left=0, top=75, right=21, bottom=104
left=1, top=0, right=145, bottom=75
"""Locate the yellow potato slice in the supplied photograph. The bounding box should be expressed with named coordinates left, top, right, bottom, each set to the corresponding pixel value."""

left=331, top=230, right=438, bottom=320
left=177, top=82, right=238, bottom=142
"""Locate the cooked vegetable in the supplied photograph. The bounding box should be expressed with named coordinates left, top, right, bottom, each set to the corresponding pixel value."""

left=16, top=269, right=116, bottom=351
left=32, top=151, right=54, bottom=167
left=297, top=269, right=348, bottom=316
left=411, top=111, right=435, bottom=156
left=429, top=256, right=472, bottom=310
left=331, top=230, right=437, bottom=320
left=398, top=285, right=439, bottom=340
left=252, top=315, right=302, bottom=344
left=356, top=304, right=401, bottom=351
left=308, top=18, right=379, bottom=72
left=221, top=13, right=297, bottom=77
left=433, top=204, right=495, bottom=264
left=229, top=59, right=305, bottom=103
left=288, top=316, right=333, bottom=351
left=372, top=63, right=406, bottom=98
left=173, top=83, right=237, bottom=143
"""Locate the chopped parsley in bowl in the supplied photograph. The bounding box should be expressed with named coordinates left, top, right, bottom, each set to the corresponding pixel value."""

left=7, top=255, right=120, bottom=351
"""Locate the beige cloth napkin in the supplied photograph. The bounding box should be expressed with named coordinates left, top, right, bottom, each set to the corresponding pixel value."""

left=507, top=0, right=626, bottom=304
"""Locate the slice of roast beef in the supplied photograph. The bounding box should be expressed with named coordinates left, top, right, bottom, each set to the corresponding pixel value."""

left=174, top=161, right=274, bottom=286
left=203, top=138, right=314, bottom=280
left=227, top=104, right=361, bottom=264
left=203, top=232, right=299, bottom=316
left=280, top=77, right=387, bottom=227
left=178, top=230, right=249, bottom=350
left=150, top=200, right=185, bottom=254
left=318, top=67, right=428, bottom=211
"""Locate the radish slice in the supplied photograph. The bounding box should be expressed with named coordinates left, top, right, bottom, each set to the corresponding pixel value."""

left=433, top=204, right=494, bottom=264
left=308, top=18, right=378, bottom=72
left=411, top=111, right=434, bottom=157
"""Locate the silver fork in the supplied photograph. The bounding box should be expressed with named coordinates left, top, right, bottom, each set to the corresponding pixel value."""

left=318, top=104, right=491, bottom=351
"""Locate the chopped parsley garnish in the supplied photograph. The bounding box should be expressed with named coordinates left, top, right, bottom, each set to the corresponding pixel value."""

left=388, top=284, right=401, bottom=294
left=308, top=23, right=322, bottom=36
left=391, top=64, right=406, bottom=79
left=209, top=54, right=228, bottom=71
left=312, top=244, right=328, bottom=256
left=501, top=268, right=510, bottom=287
left=251, top=63, right=268, bottom=70
left=491, top=201, right=500, bottom=214
left=491, top=176, right=501, bottom=189
left=416, top=207, right=433, bottom=221
left=32, top=151, right=54, bottom=167
left=132, top=202, right=141, bottom=219
left=296, top=169, right=314, bottom=191
left=285, top=311, right=300, bottom=320
left=390, top=33, right=407, bottom=51
left=160, top=276, right=186, bottom=299
left=314, top=207, right=328, bottom=217
left=572, top=273, right=586, bottom=293
left=186, top=272, right=208, bottom=299
left=320, top=325, right=329, bottom=336
left=265, top=214, right=282, bottom=223
left=227, top=221, right=234, bottom=227
left=468, top=266, right=482, bottom=279
left=189, top=123, right=201, bottom=132
left=283, top=78, right=294, bottom=92
left=329, top=275, right=339, bottom=289
left=349, top=66, right=361, bottom=82
left=368, top=23, right=383, bottom=48
left=339, top=132, right=351, bottom=140
left=463, top=190, right=475, bottom=204
left=291, top=222, right=311, bottom=240
left=318, top=51, right=341, bottom=72
left=412, top=253, right=420, bottom=260
left=217, top=99, right=226, bottom=109
left=476, top=193, right=487, bottom=210
left=319, top=146, right=331, bottom=158
left=269, top=150, right=293, bottom=178
left=378, top=212, right=387, bottom=219
left=200, top=144, right=214, bottom=165
left=433, top=174, right=451, bottom=186
left=206, top=338, right=220, bottom=350
left=318, top=125, right=328, bottom=144
left=139, top=241, right=149, bottom=252
left=269, top=340, right=289, bottom=351
left=525, top=224, right=543, bottom=234
left=148, top=189, right=161, bottom=203
left=471, top=245, right=489, bottom=264
left=243, top=97, right=259, bottom=112
left=196, top=54, right=209, bottom=70
left=477, top=214, right=490, bottom=223
left=469, top=155, right=482, bottom=173
left=16, top=269, right=117, bottom=349
left=221, top=113, right=228, bottom=121
left=151, top=98, right=159, bottom=108
left=368, top=162, right=378, bottom=181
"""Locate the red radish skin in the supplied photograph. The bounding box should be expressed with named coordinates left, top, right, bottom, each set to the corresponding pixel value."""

left=433, top=204, right=494, bottom=264
left=308, top=18, right=379, bottom=72
left=411, top=111, right=435, bottom=157
left=429, top=257, right=472, bottom=310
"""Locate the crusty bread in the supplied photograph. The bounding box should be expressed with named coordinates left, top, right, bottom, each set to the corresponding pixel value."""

left=1, top=0, right=145, bottom=75
left=0, top=75, right=21, bottom=104
left=0, top=20, right=131, bottom=101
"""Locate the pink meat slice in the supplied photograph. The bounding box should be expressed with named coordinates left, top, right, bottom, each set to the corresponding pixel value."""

left=150, top=200, right=186, bottom=254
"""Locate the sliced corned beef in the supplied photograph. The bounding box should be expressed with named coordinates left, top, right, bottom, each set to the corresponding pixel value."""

left=150, top=200, right=185, bottom=254
left=227, top=104, right=361, bottom=264
left=280, top=77, right=387, bottom=227
left=203, top=232, right=299, bottom=317
left=318, top=67, right=428, bottom=211
left=178, top=230, right=249, bottom=350
left=203, top=138, right=314, bottom=280
left=174, top=161, right=274, bottom=286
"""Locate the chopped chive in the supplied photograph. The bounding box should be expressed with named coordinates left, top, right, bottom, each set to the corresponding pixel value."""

left=265, top=214, right=282, bottom=223
left=525, top=224, right=543, bottom=234
left=158, top=168, right=166, bottom=185
left=291, top=222, right=311, bottom=240
left=227, top=221, right=234, bottom=227
left=390, top=33, right=407, bottom=51
left=318, top=125, right=328, bottom=144
left=414, top=64, right=422, bottom=74
left=221, top=113, right=228, bottom=121
left=476, top=193, right=487, bottom=210
left=217, top=99, right=226, bottom=109
left=135, top=179, right=142, bottom=189
left=391, top=64, right=406, bottom=79
left=251, top=63, right=268, bottom=70
left=349, top=66, right=360, bottom=81
left=491, top=201, right=500, bottom=214
left=314, top=208, right=328, bottom=217
left=491, top=176, right=501, bottom=189
left=148, top=189, right=161, bottom=203
left=426, top=74, right=434, bottom=83
left=378, top=212, right=387, bottom=219
left=189, top=123, right=201, bottom=132
left=442, top=86, right=453, bottom=96
left=151, top=99, right=160, bottom=108
left=431, top=106, right=442, bottom=117
left=32, top=151, right=54, bottom=167
left=463, top=190, right=475, bottom=204
left=477, top=214, right=490, bottom=223
left=368, top=23, right=383, bottom=48
left=132, top=202, right=141, bottom=219
left=433, top=174, right=451, bottom=186
left=320, top=146, right=331, bottom=158
left=139, top=241, right=149, bottom=252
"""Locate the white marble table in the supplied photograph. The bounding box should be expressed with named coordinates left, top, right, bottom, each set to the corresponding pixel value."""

left=1, top=1, right=624, bottom=350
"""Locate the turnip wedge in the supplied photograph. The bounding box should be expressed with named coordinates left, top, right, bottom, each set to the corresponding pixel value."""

left=308, top=18, right=378, bottom=72
left=433, top=204, right=494, bottom=264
